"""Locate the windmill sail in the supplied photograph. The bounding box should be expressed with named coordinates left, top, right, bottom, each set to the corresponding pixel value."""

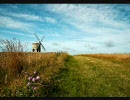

left=34, top=33, right=41, bottom=42
left=41, top=43, right=46, bottom=51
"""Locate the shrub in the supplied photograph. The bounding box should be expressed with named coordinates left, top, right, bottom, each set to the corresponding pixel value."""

left=0, top=38, right=28, bottom=52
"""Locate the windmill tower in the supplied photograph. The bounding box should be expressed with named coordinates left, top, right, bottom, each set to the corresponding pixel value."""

left=32, top=33, right=46, bottom=52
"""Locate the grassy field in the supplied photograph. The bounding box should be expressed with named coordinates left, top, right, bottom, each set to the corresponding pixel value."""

left=48, top=54, right=130, bottom=97
left=0, top=52, right=130, bottom=97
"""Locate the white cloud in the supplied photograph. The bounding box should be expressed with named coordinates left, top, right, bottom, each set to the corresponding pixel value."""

left=44, top=17, right=56, bottom=23
left=11, top=13, right=57, bottom=23
left=11, top=13, right=43, bottom=22
left=46, top=33, right=60, bottom=37
left=0, top=16, right=36, bottom=31
left=46, top=4, right=130, bottom=34
left=47, top=4, right=109, bottom=22
left=1, top=30, right=34, bottom=37
left=45, top=4, right=130, bottom=49
left=1, top=8, right=43, bottom=22
left=0, top=7, right=57, bottom=23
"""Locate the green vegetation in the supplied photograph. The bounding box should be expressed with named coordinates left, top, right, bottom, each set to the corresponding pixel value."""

left=0, top=52, right=130, bottom=97
left=48, top=55, right=130, bottom=97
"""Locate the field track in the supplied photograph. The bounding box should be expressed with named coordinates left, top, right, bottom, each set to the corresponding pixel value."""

left=53, top=55, right=130, bottom=97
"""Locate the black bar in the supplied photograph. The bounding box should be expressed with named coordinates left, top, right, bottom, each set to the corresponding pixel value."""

left=0, top=0, right=130, bottom=4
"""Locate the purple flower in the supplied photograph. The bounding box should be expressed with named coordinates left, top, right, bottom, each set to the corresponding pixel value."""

left=32, top=87, right=37, bottom=91
left=27, top=82, right=31, bottom=86
left=32, top=78, right=36, bottom=82
left=28, top=77, right=32, bottom=81
left=36, top=76, right=40, bottom=81
left=33, top=87, right=37, bottom=90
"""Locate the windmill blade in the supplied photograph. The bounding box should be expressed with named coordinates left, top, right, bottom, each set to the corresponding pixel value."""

left=41, top=43, right=46, bottom=51
left=40, top=36, right=44, bottom=42
left=37, top=36, right=44, bottom=49
left=34, top=33, right=40, bottom=42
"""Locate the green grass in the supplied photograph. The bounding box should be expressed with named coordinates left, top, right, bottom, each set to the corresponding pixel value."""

left=0, top=53, right=130, bottom=97
left=48, top=56, right=82, bottom=97
left=48, top=55, right=130, bottom=97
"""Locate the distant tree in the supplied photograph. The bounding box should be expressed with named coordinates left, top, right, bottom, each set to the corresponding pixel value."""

left=0, top=38, right=28, bottom=52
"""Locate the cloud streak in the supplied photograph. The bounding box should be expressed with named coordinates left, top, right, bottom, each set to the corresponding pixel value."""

left=11, top=13, right=43, bottom=22
left=0, top=7, right=57, bottom=23
left=46, top=4, right=130, bottom=34
left=44, top=17, right=56, bottom=23
left=0, top=16, right=37, bottom=33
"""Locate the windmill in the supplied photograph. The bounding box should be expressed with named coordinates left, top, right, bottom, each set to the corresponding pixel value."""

left=32, top=33, right=46, bottom=52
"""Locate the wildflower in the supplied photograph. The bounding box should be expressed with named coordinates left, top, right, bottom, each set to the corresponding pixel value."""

left=34, top=71, right=37, bottom=75
left=27, top=82, right=31, bottom=86
left=33, top=87, right=37, bottom=91
left=36, top=76, right=40, bottom=81
left=28, top=77, right=32, bottom=81
left=32, top=78, right=36, bottom=82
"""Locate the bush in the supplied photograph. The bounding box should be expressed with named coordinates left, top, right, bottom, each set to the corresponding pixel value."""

left=0, top=38, right=28, bottom=52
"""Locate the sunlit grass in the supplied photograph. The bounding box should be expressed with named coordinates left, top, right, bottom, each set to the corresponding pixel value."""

left=49, top=55, right=130, bottom=97
left=0, top=52, right=130, bottom=97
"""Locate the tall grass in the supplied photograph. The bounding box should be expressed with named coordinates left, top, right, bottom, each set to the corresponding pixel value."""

left=0, top=38, right=70, bottom=96
left=0, top=52, right=69, bottom=96
left=1, top=39, right=129, bottom=97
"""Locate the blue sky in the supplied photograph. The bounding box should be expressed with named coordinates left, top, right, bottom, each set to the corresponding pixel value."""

left=0, top=4, right=130, bottom=55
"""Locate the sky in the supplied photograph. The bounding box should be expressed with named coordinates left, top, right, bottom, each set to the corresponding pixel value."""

left=0, top=4, right=130, bottom=55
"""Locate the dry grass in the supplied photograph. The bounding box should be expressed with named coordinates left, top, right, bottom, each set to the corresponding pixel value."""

left=0, top=52, right=69, bottom=95
left=77, top=54, right=130, bottom=61
left=1, top=52, right=130, bottom=97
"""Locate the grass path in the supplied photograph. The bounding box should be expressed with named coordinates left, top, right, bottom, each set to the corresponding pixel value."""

left=50, top=56, right=130, bottom=97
